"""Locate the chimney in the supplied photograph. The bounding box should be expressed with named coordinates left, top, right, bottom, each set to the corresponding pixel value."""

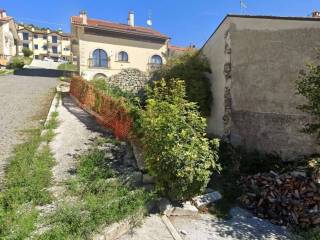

left=128, top=11, right=135, bottom=27
left=0, top=9, right=7, bottom=19
left=312, top=10, right=320, bottom=18
left=79, top=10, right=88, bottom=25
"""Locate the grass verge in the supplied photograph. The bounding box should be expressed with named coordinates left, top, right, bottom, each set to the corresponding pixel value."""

left=38, top=137, right=152, bottom=239
left=0, top=101, right=59, bottom=239
left=0, top=69, right=14, bottom=76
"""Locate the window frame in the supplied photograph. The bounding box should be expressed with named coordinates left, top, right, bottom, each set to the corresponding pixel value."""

left=52, top=46, right=58, bottom=54
left=51, top=35, right=58, bottom=43
left=118, top=51, right=129, bottom=62
left=22, top=32, right=29, bottom=41
left=92, top=49, right=108, bottom=68
left=150, top=55, right=163, bottom=65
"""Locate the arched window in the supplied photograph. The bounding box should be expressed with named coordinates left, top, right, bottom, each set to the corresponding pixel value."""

left=150, top=55, right=163, bottom=65
left=118, top=51, right=128, bottom=62
left=92, top=49, right=107, bottom=67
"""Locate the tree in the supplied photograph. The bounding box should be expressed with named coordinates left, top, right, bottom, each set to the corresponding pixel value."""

left=22, top=48, right=33, bottom=58
left=296, top=64, right=320, bottom=141
left=152, top=50, right=212, bottom=116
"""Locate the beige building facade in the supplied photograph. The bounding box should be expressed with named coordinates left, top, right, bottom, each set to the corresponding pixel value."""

left=0, top=9, right=17, bottom=66
left=71, top=11, right=169, bottom=80
left=17, top=24, right=71, bottom=61
left=202, top=14, right=320, bottom=159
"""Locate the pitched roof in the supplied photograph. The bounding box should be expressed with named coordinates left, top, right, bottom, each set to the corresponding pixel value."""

left=168, top=45, right=190, bottom=52
left=71, top=16, right=169, bottom=40
left=17, top=24, right=71, bottom=37
left=0, top=16, right=12, bottom=22
left=201, top=14, right=320, bottom=50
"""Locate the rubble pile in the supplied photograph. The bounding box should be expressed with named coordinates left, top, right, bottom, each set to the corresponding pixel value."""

left=240, top=171, right=320, bottom=228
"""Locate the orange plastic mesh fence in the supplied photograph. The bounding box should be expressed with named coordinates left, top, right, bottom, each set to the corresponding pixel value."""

left=70, top=77, right=133, bottom=140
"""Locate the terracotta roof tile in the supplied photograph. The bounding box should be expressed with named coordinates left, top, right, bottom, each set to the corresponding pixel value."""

left=71, top=16, right=169, bottom=39
left=168, top=45, right=190, bottom=51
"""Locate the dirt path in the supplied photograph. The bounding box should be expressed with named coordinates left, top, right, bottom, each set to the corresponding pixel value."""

left=0, top=74, right=57, bottom=185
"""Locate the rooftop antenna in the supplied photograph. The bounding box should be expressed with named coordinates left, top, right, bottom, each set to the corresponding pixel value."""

left=240, top=0, right=247, bottom=14
left=147, top=9, right=152, bottom=27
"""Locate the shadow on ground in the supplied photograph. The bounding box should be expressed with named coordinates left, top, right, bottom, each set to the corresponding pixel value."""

left=62, top=94, right=111, bottom=135
left=14, top=68, right=66, bottom=78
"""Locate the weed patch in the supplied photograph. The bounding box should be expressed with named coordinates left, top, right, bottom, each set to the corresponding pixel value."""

left=0, top=100, right=59, bottom=239
left=38, top=139, right=152, bottom=239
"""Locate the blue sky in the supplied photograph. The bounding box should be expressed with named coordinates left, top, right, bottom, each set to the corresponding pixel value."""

left=2, top=1, right=320, bottom=47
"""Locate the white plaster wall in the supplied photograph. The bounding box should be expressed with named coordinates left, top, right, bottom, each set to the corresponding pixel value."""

left=202, top=19, right=230, bottom=137
left=79, top=34, right=168, bottom=80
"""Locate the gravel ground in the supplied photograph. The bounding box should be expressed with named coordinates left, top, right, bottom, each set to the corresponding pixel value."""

left=0, top=73, right=57, bottom=185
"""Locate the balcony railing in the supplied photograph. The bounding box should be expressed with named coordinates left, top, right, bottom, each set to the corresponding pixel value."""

left=88, top=58, right=110, bottom=69
left=148, top=63, right=162, bottom=71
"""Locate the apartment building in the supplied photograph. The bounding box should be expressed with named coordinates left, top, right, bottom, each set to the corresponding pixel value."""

left=71, top=11, right=170, bottom=80
left=0, top=9, right=18, bottom=66
left=17, top=24, right=72, bottom=61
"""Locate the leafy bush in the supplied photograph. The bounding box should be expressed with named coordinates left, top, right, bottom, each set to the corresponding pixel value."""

left=22, top=48, right=33, bottom=57
left=7, top=57, right=25, bottom=69
left=152, top=50, right=212, bottom=116
left=135, top=79, right=219, bottom=201
left=296, top=64, right=320, bottom=141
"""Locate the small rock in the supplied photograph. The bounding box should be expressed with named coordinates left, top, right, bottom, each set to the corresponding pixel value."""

left=168, top=201, right=198, bottom=217
left=125, top=171, right=142, bottom=186
left=157, top=198, right=173, bottom=213
left=290, top=171, right=306, bottom=178
left=132, top=143, right=145, bottom=171
left=180, top=230, right=187, bottom=235
left=143, top=174, right=155, bottom=184
left=205, top=187, right=214, bottom=193
left=192, top=191, right=222, bottom=208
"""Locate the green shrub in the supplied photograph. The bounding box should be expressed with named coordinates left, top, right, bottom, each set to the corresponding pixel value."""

left=152, top=50, right=212, bottom=116
left=57, top=63, right=77, bottom=72
left=7, top=57, right=25, bottom=69
left=22, top=48, right=33, bottom=57
left=135, top=79, right=219, bottom=201
left=296, top=64, right=320, bottom=141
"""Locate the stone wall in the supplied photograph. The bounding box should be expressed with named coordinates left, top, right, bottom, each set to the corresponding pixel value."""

left=203, top=16, right=320, bottom=160
left=108, top=68, right=150, bottom=93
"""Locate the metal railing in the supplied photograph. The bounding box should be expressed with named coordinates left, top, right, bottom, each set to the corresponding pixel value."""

left=88, top=58, right=110, bottom=69
left=148, top=62, right=162, bottom=71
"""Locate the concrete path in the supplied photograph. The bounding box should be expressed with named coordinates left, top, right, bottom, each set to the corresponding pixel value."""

left=169, top=208, right=291, bottom=240
left=0, top=73, right=57, bottom=185
left=49, top=93, right=109, bottom=198
left=119, top=208, right=291, bottom=240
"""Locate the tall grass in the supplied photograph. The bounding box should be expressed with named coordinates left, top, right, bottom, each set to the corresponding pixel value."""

left=0, top=111, right=59, bottom=239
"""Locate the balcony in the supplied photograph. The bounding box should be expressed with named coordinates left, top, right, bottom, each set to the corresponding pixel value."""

left=88, top=58, right=110, bottom=69
left=148, top=63, right=162, bottom=71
